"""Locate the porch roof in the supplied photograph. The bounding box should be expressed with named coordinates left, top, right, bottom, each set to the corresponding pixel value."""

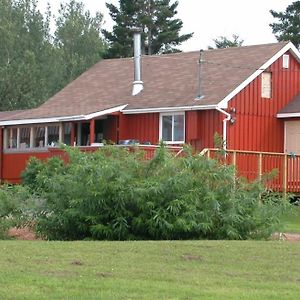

left=277, top=93, right=300, bottom=118
left=1, top=41, right=297, bottom=124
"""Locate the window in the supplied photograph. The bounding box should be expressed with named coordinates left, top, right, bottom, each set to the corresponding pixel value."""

left=20, top=127, right=30, bottom=148
left=261, top=72, right=272, bottom=98
left=48, top=125, right=59, bottom=146
left=35, top=126, right=45, bottom=147
left=283, top=54, right=289, bottom=69
left=160, top=113, right=185, bottom=143
left=63, top=123, right=72, bottom=145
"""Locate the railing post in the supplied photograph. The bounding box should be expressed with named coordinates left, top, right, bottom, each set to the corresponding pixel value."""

left=258, top=153, right=262, bottom=182
left=283, top=154, right=287, bottom=199
left=232, top=151, right=237, bottom=166
left=207, top=149, right=211, bottom=158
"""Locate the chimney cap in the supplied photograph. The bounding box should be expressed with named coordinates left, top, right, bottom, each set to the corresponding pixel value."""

left=131, top=27, right=142, bottom=33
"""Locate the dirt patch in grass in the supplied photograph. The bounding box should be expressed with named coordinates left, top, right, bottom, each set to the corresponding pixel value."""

left=283, top=233, right=300, bottom=242
left=71, top=260, right=84, bottom=266
left=8, top=226, right=41, bottom=240
left=182, top=254, right=202, bottom=261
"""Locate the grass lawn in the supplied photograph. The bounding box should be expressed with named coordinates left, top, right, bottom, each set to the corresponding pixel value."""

left=281, top=204, right=300, bottom=233
left=0, top=240, right=300, bottom=300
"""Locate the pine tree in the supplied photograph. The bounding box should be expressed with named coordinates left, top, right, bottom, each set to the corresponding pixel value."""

left=270, top=1, right=300, bottom=49
left=209, top=34, right=244, bottom=49
left=103, top=0, right=193, bottom=58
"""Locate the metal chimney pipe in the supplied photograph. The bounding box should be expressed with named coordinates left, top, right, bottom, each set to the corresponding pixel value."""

left=132, top=27, right=143, bottom=96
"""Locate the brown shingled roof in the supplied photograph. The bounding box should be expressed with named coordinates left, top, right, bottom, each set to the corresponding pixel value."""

left=0, top=110, right=25, bottom=121
left=278, top=92, right=300, bottom=115
left=2, top=42, right=290, bottom=122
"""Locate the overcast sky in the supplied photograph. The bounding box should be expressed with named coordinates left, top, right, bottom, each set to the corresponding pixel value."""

left=38, top=0, right=294, bottom=51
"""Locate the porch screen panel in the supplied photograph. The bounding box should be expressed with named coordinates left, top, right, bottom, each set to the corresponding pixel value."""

left=35, top=126, right=45, bottom=147
left=64, top=123, right=71, bottom=145
left=48, top=125, right=59, bottom=146
left=9, top=128, right=17, bottom=149
left=20, top=128, right=30, bottom=148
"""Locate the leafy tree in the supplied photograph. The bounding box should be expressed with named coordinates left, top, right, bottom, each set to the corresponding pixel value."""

left=0, top=0, right=56, bottom=110
left=54, top=0, right=106, bottom=88
left=103, top=0, right=193, bottom=58
left=270, top=1, right=300, bottom=49
left=209, top=34, right=244, bottom=49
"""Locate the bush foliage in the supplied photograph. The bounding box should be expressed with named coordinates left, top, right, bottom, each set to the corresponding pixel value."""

left=18, top=146, right=289, bottom=240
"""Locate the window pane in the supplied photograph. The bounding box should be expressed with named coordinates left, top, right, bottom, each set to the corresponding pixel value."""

left=48, top=125, right=59, bottom=146
left=9, top=128, right=17, bottom=149
left=35, top=127, right=45, bottom=147
left=20, top=128, right=30, bottom=148
left=162, top=115, right=172, bottom=141
left=64, top=123, right=71, bottom=145
left=174, top=115, right=184, bottom=141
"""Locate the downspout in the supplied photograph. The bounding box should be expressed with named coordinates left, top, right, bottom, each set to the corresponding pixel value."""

left=216, top=107, right=231, bottom=150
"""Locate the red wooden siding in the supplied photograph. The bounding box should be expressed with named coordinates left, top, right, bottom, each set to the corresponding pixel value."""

left=194, top=110, right=223, bottom=150
left=119, top=113, right=159, bottom=144
left=2, top=151, right=51, bottom=183
left=103, top=116, right=118, bottom=143
left=228, top=51, right=300, bottom=152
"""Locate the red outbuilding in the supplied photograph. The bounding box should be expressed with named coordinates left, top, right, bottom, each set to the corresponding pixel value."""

left=1, top=37, right=300, bottom=191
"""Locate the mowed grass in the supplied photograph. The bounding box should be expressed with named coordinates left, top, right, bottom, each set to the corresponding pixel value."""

left=0, top=240, right=300, bottom=300
left=281, top=205, right=300, bottom=233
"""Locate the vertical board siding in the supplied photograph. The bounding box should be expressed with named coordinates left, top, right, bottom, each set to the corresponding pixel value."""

left=196, top=110, right=223, bottom=150
left=228, top=50, right=300, bottom=152
left=120, top=113, right=159, bottom=144
left=2, top=151, right=52, bottom=183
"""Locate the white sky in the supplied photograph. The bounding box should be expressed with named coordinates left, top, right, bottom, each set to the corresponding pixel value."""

left=38, top=0, right=293, bottom=51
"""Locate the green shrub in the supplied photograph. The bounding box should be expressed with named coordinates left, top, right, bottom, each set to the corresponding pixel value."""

left=21, top=145, right=289, bottom=240
left=0, top=184, right=34, bottom=239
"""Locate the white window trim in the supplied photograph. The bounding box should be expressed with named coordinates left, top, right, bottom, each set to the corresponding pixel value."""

left=159, top=112, right=185, bottom=144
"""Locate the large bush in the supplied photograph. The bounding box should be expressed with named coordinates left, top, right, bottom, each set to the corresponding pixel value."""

left=21, top=146, right=289, bottom=240
left=0, top=184, right=35, bottom=239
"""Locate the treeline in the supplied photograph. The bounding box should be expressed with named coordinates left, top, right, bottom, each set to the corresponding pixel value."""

left=0, top=0, right=193, bottom=111
left=0, top=0, right=105, bottom=111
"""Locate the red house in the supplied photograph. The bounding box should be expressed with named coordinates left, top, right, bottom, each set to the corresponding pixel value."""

left=1, top=38, right=300, bottom=191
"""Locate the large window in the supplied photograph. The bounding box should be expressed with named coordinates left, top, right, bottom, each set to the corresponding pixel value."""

left=160, top=113, right=185, bottom=143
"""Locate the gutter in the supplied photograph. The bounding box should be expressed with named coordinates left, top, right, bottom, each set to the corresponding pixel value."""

left=216, top=107, right=231, bottom=150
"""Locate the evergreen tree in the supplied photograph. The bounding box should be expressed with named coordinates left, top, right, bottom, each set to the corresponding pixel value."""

left=103, top=0, right=193, bottom=58
left=209, top=34, right=244, bottom=49
left=270, top=1, right=300, bottom=49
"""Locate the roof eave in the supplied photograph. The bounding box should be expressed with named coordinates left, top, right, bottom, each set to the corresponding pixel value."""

left=277, top=112, right=300, bottom=118
left=0, top=104, right=128, bottom=126
left=122, top=104, right=218, bottom=114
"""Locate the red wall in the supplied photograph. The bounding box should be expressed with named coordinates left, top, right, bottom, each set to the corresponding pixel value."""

left=2, top=151, right=52, bottom=183
left=119, top=113, right=159, bottom=144
left=228, top=51, right=300, bottom=152
left=185, top=110, right=223, bottom=150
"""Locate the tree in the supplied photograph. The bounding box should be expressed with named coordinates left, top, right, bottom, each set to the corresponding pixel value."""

left=54, top=0, right=106, bottom=87
left=270, top=1, right=300, bottom=49
left=0, top=0, right=56, bottom=110
left=209, top=34, right=244, bottom=49
left=103, top=0, right=193, bottom=58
